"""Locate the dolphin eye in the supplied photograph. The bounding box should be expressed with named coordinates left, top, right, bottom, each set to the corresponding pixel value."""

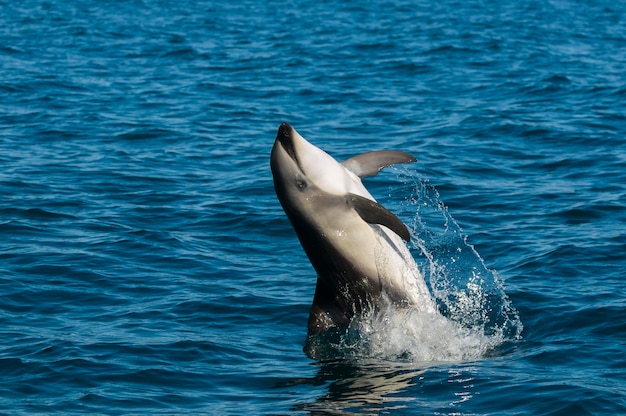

left=295, top=174, right=308, bottom=190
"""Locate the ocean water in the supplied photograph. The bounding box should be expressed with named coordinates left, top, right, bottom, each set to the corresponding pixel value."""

left=1, top=0, right=625, bottom=414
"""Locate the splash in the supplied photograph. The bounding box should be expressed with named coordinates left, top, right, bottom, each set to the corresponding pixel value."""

left=305, top=175, right=522, bottom=363
left=406, top=176, right=523, bottom=342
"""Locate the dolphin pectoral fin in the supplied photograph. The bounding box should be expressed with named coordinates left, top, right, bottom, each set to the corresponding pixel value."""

left=347, top=194, right=411, bottom=242
left=341, top=151, right=417, bottom=178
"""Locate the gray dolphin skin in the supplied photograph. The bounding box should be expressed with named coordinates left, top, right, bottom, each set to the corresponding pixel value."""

left=270, top=122, right=437, bottom=336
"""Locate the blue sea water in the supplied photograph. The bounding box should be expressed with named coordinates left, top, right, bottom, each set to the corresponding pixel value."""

left=1, top=0, right=625, bottom=414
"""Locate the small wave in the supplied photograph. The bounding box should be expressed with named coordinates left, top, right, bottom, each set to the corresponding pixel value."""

left=0, top=207, right=77, bottom=221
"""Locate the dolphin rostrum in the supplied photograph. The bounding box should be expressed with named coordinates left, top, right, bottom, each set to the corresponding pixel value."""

left=270, top=122, right=437, bottom=336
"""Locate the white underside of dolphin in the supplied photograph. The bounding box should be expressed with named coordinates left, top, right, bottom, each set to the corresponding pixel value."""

left=270, top=123, right=438, bottom=335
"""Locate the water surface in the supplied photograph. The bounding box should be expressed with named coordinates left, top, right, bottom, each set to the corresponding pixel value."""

left=1, top=0, right=625, bottom=414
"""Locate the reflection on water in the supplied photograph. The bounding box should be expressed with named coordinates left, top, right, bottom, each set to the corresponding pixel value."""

left=290, top=360, right=425, bottom=415
left=276, top=360, right=480, bottom=415
left=446, top=367, right=477, bottom=407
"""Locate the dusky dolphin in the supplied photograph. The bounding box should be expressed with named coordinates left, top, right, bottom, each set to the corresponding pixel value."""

left=270, top=122, right=436, bottom=335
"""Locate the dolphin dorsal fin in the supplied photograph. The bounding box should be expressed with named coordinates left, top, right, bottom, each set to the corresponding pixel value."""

left=346, top=194, right=411, bottom=242
left=341, top=151, right=417, bottom=178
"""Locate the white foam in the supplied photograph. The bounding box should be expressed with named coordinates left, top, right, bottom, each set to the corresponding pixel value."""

left=349, top=295, right=505, bottom=362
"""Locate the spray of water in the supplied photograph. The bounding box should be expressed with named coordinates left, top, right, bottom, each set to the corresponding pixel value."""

left=304, top=175, right=522, bottom=363
left=407, top=177, right=523, bottom=340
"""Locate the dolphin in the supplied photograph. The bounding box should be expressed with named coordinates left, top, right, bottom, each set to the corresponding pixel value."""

left=270, top=122, right=437, bottom=335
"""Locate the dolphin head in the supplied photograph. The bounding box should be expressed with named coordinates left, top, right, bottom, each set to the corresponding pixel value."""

left=270, top=122, right=363, bottom=202
left=270, top=122, right=415, bottom=244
